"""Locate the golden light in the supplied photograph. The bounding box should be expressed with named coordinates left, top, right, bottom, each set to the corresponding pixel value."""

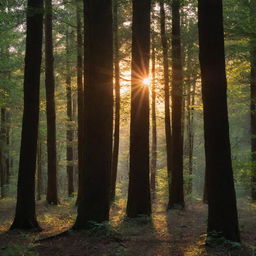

left=142, top=77, right=151, bottom=86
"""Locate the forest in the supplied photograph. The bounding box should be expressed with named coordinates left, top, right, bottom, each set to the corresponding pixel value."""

left=0, top=0, right=256, bottom=255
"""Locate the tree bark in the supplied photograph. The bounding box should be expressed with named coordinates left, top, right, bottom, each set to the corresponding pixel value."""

left=110, top=0, right=121, bottom=202
left=37, top=140, right=42, bottom=201
left=10, top=0, right=43, bottom=230
left=159, top=0, right=172, bottom=206
left=198, top=0, right=240, bottom=242
left=45, top=0, right=58, bottom=205
left=150, top=16, right=157, bottom=192
left=74, top=0, right=113, bottom=228
left=126, top=0, right=151, bottom=218
left=169, top=0, right=184, bottom=209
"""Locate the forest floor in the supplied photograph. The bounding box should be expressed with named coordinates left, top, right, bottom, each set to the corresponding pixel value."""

left=0, top=195, right=255, bottom=256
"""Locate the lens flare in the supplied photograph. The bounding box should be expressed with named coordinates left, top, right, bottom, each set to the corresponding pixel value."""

left=142, top=77, right=151, bottom=86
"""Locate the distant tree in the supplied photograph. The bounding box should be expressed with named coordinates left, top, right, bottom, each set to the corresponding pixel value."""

left=169, top=0, right=184, bottom=209
left=111, top=0, right=121, bottom=201
left=10, top=0, right=43, bottom=230
left=126, top=0, right=151, bottom=217
left=45, top=0, right=58, bottom=205
left=65, top=27, right=74, bottom=197
left=198, top=0, right=240, bottom=242
left=74, top=0, right=113, bottom=228
left=159, top=0, right=172, bottom=203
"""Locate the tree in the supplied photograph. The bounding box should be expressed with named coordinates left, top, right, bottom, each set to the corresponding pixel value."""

left=168, top=0, right=184, bottom=209
left=159, top=0, right=172, bottom=205
left=10, top=0, right=43, bottom=230
left=198, top=0, right=240, bottom=242
left=74, top=0, right=113, bottom=228
left=126, top=0, right=151, bottom=218
left=110, top=0, right=121, bottom=201
left=45, top=0, right=58, bottom=205
left=250, top=0, right=256, bottom=201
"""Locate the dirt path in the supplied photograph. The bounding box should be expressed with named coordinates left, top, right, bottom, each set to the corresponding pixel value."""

left=0, top=198, right=255, bottom=256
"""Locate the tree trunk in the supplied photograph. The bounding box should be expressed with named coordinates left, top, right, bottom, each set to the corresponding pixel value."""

left=74, top=0, right=113, bottom=229
left=169, top=0, right=184, bottom=209
left=110, top=0, right=121, bottom=202
left=198, top=0, right=240, bottom=242
left=150, top=16, right=157, bottom=193
left=45, top=0, right=58, bottom=205
left=159, top=0, right=172, bottom=207
left=10, top=0, right=43, bottom=230
left=37, top=140, right=42, bottom=201
left=66, top=28, right=74, bottom=197
left=75, top=0, right=83, bottom=205
left=250, top=0, right=256, bottom=201
left=126, top=0, right=151, bottom=218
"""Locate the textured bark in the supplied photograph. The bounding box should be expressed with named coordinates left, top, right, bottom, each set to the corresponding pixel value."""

left=169, top=0, right=184, bottom=209
left=10, top=0, right=43, bottom=230
left=45, top=0, right=58, bottom=205
left=76, top=0, right=83, bottom=205
left=74, top=0, right=113, bottom=229
left=150, top=21, right=157, bottom=192
left=66, top=28, right=74, bottom=197
left=159, top=0, right=172, bottom=205
left=126, top=0, right=151, bottom=218
left=198, top=0, right=240, bottom=242
left=110, top=0, right=120, bottom=202
left=250, top=0, right=256, bottom=201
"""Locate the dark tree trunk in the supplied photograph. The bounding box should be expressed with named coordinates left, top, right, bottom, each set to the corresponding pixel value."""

left=37, top=140, right=42, bottom=201
left=10, top=0, right=43, bottom=230
left=150, top=20, right=157, bottom=193
left=45, top=0, right=58, bottom=205
left=110, top=0, right=120, bottom=202
left=126, top=0, right=151, bottom=218
left=159, top=0, right=172, bottom=206
left=74, top=0, right=113, bottom=228
left=66, top=28, right=74, bottom=197
left=75, top=0, right=83, bottom=205
left=250, top=0, right=256, bottom=201
left=198, top=0, right=240, bottom=242
left=169, top=0, right=184, bottom=209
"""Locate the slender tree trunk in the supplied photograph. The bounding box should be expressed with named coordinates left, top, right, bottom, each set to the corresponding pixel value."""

left=76, top=0, right=83, bottom=205
left=198, top=0, right=240, bottom=242
left=150, top=20, right=157, bottom=192
left=10, top=0, right=43, bottom=230
left=66, top=28, right=74, bottom=197
left=250, top=0, right=256, bottom=201
left=110, top=0, right=121, bottom=202
left=169, top=0, right=184, bottom=209
left=45, top=0, right=58, bottom=205
left=127, top=0, right=151, bottom=218
left=159, top=0, right=172, bottom=206
left=74, top=0, right=113, bottom=228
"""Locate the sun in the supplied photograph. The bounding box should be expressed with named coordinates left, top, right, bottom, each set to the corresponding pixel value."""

left=142, top=77, right=151, bottom=86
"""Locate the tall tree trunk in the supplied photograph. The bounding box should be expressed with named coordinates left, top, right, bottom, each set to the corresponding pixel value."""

left=66, top=28, right=74, bottom=197
left=45, top=0, right=58, bottom=205
left=76, top=0, right=83, bottom=205
left=110, top=0, right=121, bottom=202
left=0, top=108, right=7, bottom=198
left=126, top=0, right=151, bottom=218
left=150, top=19, right=157, bottom=192
left=250, top=0, right=256, bottom=201
left=169, top=0, right=184, bottom=209
left=159, top=0, right=172, bottom=206
left=74, top=0, right=113, bottom=229
left=198, top=0, right=240, bottom=242
left=10, top=0, right=43, bottom=230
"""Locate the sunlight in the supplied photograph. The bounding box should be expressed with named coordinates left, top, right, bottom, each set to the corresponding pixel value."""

left=142, top=77, right=151, bottom=86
